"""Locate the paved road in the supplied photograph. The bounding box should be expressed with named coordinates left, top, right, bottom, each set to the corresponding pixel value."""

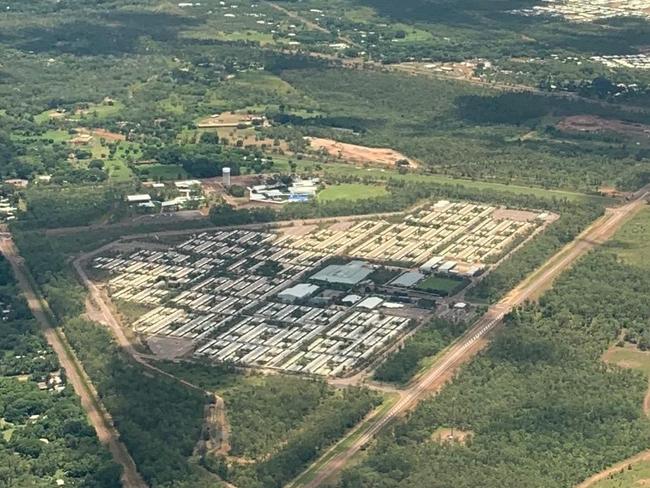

left=0, top=238, right=148, bottom=488
left=301, top=191, right=649, bottom=488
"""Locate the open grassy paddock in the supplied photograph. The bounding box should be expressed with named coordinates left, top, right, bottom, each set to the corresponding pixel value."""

left=135, top=163, right=189, bottom=181
left=606, top=207, right=650, bottom=271
left=604, top=346, right=650, bottom=378
left=317, top=183, right=389, bottom=202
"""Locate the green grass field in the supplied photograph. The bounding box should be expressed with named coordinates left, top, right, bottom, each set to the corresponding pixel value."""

left=605, top=346, right=650, bottom=377
left=105, top=159, right=134, bottom=183
left=590, top=457, right=650, bottom=488
left=135, top=163, right=188, bottom=181
left=317, top=183, right=389, bottom=202
left=157, top=95, right=186, bottom=115
left=607, top=208, right=650, bottom=270
left=33, top=109, right=57, bottom=124
left=232, top=71, right=296, bottom=94
left=392, top=23, right=434, bottom=43
left=83, top=100, right=124, bottom=119
left=417, top=275, right=466, bottom=296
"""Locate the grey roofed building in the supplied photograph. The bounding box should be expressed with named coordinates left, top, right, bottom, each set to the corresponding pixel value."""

left=391, top=271, right=425, bottom=288
left=310, top=260, right=373, bottom=285
left=278, top=283, right=320, bottom=302
left=419, top=255, right=444, bottom=273
left=357, top=296, right=383, bottom=310
left=439, top=261, right=457, bottom=273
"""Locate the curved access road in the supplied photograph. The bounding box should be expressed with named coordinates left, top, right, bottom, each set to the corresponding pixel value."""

left=0, top=237, right=148, bottom=488
left=300, top=190, right=649, bottom=488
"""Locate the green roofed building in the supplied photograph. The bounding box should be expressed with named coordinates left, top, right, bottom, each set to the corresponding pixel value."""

left=310, top=260, right=373, bottom=285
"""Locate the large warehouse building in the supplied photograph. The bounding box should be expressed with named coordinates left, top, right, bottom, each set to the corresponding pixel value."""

left=310, top=260, right=373, bottom=285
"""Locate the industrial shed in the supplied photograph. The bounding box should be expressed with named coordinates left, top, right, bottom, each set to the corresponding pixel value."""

left=310, top=260, right=373, bottom=285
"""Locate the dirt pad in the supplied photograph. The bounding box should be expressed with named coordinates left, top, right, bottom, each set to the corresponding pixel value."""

left=557, top=115, right=650, bottom=138
left=306, top=137, right=418, bottom=168
left=92, top=128, right=126, bottom=141
left=492, top=208, right=539, bottom=222
left=431, top=428, right=473, bottom=446
left=147, top=336, right=194, bottom=360
left=278, top=224, right=318, bottom=237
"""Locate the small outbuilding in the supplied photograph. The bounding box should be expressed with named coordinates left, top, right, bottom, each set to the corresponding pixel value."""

left=126, top=194, right=152, bottom=204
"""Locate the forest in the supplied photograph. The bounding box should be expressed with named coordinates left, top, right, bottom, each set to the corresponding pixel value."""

left=276, top=68, right=650, bottom=191
left=374, top=318, right=469, bottom=384
left=61, top=318, right=213, bottom=488
left=157, top=361, right=382, bottom=488
left=0, top=255, right=121, bottom=488
left=3, top=1, right=650, bottom=487
left=339, top=222, right=650, bottom=487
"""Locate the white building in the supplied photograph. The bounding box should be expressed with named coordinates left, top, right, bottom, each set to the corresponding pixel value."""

left=278, top=283, right=319, bottom=303
left=126, top=194, right=152, bottom=204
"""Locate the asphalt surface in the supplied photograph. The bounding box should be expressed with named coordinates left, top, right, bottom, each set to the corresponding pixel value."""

left=301, top=191, right=649, bottom=488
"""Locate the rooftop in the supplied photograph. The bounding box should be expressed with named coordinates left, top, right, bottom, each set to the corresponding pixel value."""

left=278, top=283, right=319, bottom=300
left=310, top=260, right=373, bottom=285
left=358, top=296, right=383, bottom=310
left=391, top=271, right=425, bottom=288
left=126, top=194, right=152, bottom=203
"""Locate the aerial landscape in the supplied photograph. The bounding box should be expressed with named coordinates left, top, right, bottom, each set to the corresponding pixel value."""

left=2, top=0, right=650, bottom=487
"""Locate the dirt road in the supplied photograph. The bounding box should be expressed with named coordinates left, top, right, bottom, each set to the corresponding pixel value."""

left=0, top=238, right=147, bottom=488
left=300, top=191, right=649, bottom=488
left=264, top=1, right=361, bottom=48
left=575, top=449, right=650, bottom=488
left=75, top=255, right=235, bottom=458
left=264, top=1, right=329, bottom=34
left=75, top=257, right=209, bottom=393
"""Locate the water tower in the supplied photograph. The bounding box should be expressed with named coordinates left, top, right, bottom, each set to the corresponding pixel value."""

left=223, top=167, right=231, bottom=187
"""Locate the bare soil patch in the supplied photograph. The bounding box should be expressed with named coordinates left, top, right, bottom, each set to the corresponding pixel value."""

left=277, top=224, right=319, bottom=237
left=557, top=115, right=650, bottom=138
left=431, top=427, right=473, bottom=446
left=392, top=61, right=480, bottom=83
left=306, top=137, right=418, bottom=168
left=146, top=335, right=195, bottom=360
left=329, top=221, right=355, bottom=232
left=198, top=112, right=266, bottom=128
left=219, top=126, right=288, bottom=152
left=599, top=186, right=627, bottom=198
left=92, top=128, right=126, bottom=141
left=492, top=208, right=540, bottom=222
